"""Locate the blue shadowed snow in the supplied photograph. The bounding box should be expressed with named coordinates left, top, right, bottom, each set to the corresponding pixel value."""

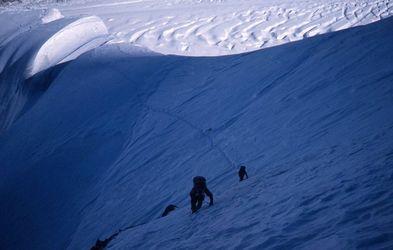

left=1, top=16, right=393, bottom=250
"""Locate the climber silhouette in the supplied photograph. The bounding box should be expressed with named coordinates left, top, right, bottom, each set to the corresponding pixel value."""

left=162, top=204, right=178, bottom=217
left=190, top=176, right=213, bottom=213
left=238, top=166, right=248, bottom=181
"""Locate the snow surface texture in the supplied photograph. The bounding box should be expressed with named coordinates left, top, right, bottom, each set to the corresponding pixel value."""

left=2, top=0, right=393, bottom=55
left=0, top=13, right=393, bottom=250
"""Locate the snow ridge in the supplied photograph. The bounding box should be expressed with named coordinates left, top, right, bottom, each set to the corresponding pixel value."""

left=28, top=15, right=108, bottom=76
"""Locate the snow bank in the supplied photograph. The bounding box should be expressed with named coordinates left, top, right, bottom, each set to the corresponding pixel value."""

left=1, top=17, right=393, bottom=250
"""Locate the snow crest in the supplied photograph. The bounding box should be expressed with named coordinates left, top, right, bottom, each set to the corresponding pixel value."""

left=28, top=15, right=108, bottom=77
left=62, top=0, right=393, bottom=56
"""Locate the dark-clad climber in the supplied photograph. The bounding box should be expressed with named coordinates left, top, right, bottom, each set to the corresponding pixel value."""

left=238, top=166, right=248, bottom=181
left=162, top=204, right=177, bottom=217
left=190, top=176, right=213, bottom=213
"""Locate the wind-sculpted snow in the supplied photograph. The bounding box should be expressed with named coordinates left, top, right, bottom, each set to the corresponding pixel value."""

left=28, top=15, right=108, bottom=76
left=2, top=0, right=393, bottom=56
left=1, top=17, right=393, bottom=250
left=55, top=0, right=393, bottom=55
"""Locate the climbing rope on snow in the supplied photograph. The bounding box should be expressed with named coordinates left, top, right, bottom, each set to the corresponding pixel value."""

left=91, top=105, right=244, bottom=249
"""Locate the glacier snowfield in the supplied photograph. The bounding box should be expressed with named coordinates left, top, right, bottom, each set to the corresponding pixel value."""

left=1, top=0, right=393, bottom=55
left=0, top=0, right=393, bottom=250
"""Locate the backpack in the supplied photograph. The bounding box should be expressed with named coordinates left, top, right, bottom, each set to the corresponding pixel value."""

left=192, top=176, right=207, bottom=197
left=193, top=176, right=206, bottom=186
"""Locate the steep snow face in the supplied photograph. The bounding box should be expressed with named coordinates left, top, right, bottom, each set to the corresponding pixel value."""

left=1, top=17, right=393, bottom=250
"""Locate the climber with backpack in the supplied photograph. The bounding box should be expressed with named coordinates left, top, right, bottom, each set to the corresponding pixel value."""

left=190, top=176, right=213, bottom=213
left=238, top=165, right=248, bottom=181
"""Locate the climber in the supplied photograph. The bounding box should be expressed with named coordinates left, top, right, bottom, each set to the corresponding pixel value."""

left=238, top=165, right=248, bottom=181
left=190, top=176, right=213, bottom=213
left=162, top=204, right=178, bottom=217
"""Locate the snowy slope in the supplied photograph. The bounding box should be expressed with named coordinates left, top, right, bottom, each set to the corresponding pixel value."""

left=0, top=13, right=393, bottom=250
left=1, top=0, right=393, bottom=55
